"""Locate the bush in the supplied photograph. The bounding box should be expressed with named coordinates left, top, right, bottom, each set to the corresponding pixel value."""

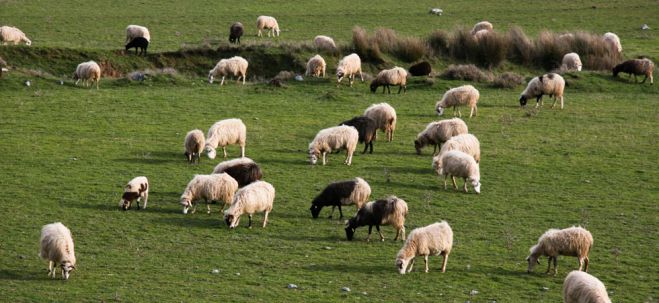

left=473, top=31, right=509, bottom=68
left=428, top=30, right=450, bottom=56
left=507, top=26, right=533, bottom=65
left=492, top=72, right=524, bottom=88
left=395, top=37, right=427, bottom=62
left=532, top=31, right=569, bottom=70
left=571, top=31, right=621, bottom=70
left=374, top=28, right=398, bottom=53
left=440, top=64, right=492, bottom=82
left=448, top=28, right=476, bottom=62
left=351, top=26, right=384, bottom=63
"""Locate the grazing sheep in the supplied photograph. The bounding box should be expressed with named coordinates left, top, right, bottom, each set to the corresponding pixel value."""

left=435, top=85, right=480, bottom=118
left=395, top=221, right=453, bottom=274
left=313, top=35, right=336, bottom=50
left=229, top=22, right=244, bottom=44
left=526, top=226, right=593, bottom=275
left=519, top=73, right=566, bottom=109
left=125, top=25, right=150, bottom=44
left=73, top=60, right=101, bottom=90
left=602, top=32, right=621, bottom=54
left=308, top=125, right=359, bottom=166
left=0, top=26, right=31, bottom=45
left=429, top=8, right=443, bottom=15
left=224, top=180, right=275, bottom=228
left=305, top=54, right=326, bottom=78
left=612, top=58, right=654, bottom=84
left=205, top=118, right=246, bottom=159
left=212, top=157, right=263, bottom=187
left=473, top=29, right=491, bottom=41
left=563, top=271, right=612, bottom=303
left=345, top=196, right=408, bottom=242
left=432, top=133, right=481, bottom=173
left=471, top=21, right=493, bottom=35
left=561, top=52, right=583, bottom=71
left=208, top=56, right=248, bottom=86
left=119, top=176, right=149, bottom=210
left=414, top=118, right=469, bottom=155
left=180, top=173, right=238, bottom=214
left=125, top=37, right=148, bottom=56
left=184, top=129, right=205, bottom=164
left=363, top=103, right=397, bottom=142
left=310, top=177, right=371, bottom=219
left=370, top=66, right=408, bottom=94
left=336, top=53, right=364, bottom=87
left=256, top=16, right=280, bottom=37
left=408, top=61, right=432, bottom=76
left=39, top=222, right=76, bottom=280
left=338, top=116, right=377, bottom=154
left=437, top=150, right=481, bottom=193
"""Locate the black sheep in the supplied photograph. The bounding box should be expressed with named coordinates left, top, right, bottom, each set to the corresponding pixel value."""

left=229, top=22, right=244, bottom=44
left=345, top=196, right=408, bottom=241
left=339, top=116, right=377, bottom=154
left=612, top=59, right=654, bottom=84
left=310, top=177, right=371, bottom=219
left=212, top=158, right=263, bottom=187
left=408, top=61, right=432, bottom=76
left=125, top=37, right=148, bottom=56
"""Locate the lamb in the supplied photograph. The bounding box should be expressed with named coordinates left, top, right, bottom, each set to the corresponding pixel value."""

left=432, top=133, right=481, bottom=173
left=345, top=196, right=408, bottom=242
left=408, top=61, right=432, bottom=76
left=519, top=73, right=566, bottom=109
left=563, top=271, right=612, bottom=303
left=212, top=157, right=263, bottom=187
left=256, top=16, right=280, bottom=37
left=39, top=222, right=76, bottom=280
left=305, top=54, right=326, bottom=78
left=204, top=118, right=246, bottom=159
left=526, top=226, right=593, bottom=275
left=363, top=103, right=397, bottom=142
left=184, top=129, right=205, bottom=164
left=119, top=176, right=149, bottom=210
left=602, top=32, right=621, bottom=54
left=435, top=85, right=480, bottom=118
left=180, top=173, right=238, bottom=214
left=313, top=35, right=336, bottom=51
left=414, top=118, right=469, bottom=155
left=208, top=56, right=248, bottom=86
left=471, top=21, right=493, bottom=35
left=338, top=116, right=378, bottom=154
left=336, top=53, right=364, bottom=87
left=308, top=125, right=358, bottom=166
left=612, top=58, right=654, bottom=84
left=0, top=26, right=31, bottom=45
left=125, top=25, right=150, bottom=44
left=370, top=66, right=408, bottom=94
left=224, top=180, right=275, bottom=228
left=310, top=177, right=371, bottom=219
left=561, top=52, right=583, bottom=71
left=73, top=60, right=101, bottom=90
left=437, top=150, right=481, bottom=194
left=125, top=37, right=148, bottom=56
left=395, top=221, right=453, bottom=274
left=229, top=22, right=244, bottom=44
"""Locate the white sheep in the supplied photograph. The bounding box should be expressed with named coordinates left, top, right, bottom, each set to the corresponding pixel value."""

left=471, top=21, right=493, bottom=35
left=256, top=16, right=280, bottom=37
left=438, top=150, right=481, bottom=194
left=563, top=271, right=612, bottom=303
left=305, top=54, right=326, bottom=78
left=205, top=118, right=246, bottom=159
left=370, top=66, right=408, bottom=94
left=119, top=176, right=149, bottom=210
left=602, top=32, right=621, bottom=54
left=208, top=56, right=248, bottom=86
left=184, top=129, right=205, bottom=164
left=39, top=222, right=76, bottom=280
left=414, top=118, right=469, bottom=155
left=73, top=60, right=101, bottom=89
left=125, top=25, right=150, bottom=44
left=526, top=226, right=593, bottom=275
left=313, top=35, right=336, bottom=50
left=433, top=133, right=481, bottom=172
left=561, top=52, right=583, bottom=71
left=180, top=173, right=238, bottom=214
left=435, top=85, right=480, bottom=118
left=473, top=29, right=491, bottom=41
left=308, top=125, right=359, bottom=166
left=336, top=53, right=364, bottom=87
left=224, top=180, right=275, bottom=228
left=0, top=26, right=31, bottom=45
left=363, top=103, right=397, bottom=142
left=395, top=221, right=453, bottom=274
left=429, top=8, right=443, bottom=15
left=519, top=73, right=565, bottom=109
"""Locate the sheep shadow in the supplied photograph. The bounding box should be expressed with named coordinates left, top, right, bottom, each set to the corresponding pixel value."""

left=0, top=269, right=46, bottom=281
left=113, top=151, right=182, bottom=165
left=151, top=215, right=223, bottom=229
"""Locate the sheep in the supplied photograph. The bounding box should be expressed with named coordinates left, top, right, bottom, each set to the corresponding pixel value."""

left=561, top=52, right=583, bottom=71
left=0, top=26, right=31, bottom=45
left=408, top=61, right=432, bottom=76
left=612, top=58, right=654, bottom=84
left=212, top=157, right=263, bottom=187
left=308, top=125, right=358, bottom=166
left=73, top=60, right=101, bottom=90
left=256, top=16, right=280, bottom=37
left=414, top=118, right=469, bottom=155
left=305, top=54, right=326, bottom=78
left=602, top=32, right=621, bottom=54
left=125, top=37, right=148, bottom=56
left=471, top=21, right=493, bottom=35
left=345, top=196, right=408, bottom=242
left=435, top=85, right=480, bottom=118
left=338, top=116, right=377, bottom=154
left=208, top=56, right=248, bottom=86
left=437, top=150, right=481, bottom=193
left=204, top=118, right=246, bottom=159
left=125, top=25, right=150, bottom=44
left=119, top=176, right=149, bottom=210
left=336, top=53, right=364, bottom=87
left=370, top=66, right=408, bottom=94
left=224, top=180, right=275, bottom=228
left=432, top=133, right=481, bottom=173
left=363, top=103, right=397, bottom=142
left=229, top=22, right=244, bottom=44
left=184, top=129, right=205, bottom=164
left=180, top=173, right=238, bottom=214
left=563, top=271, right=612, bottom=303
left=526, top=226, right=593, bottom=275
left=429, top=8, right=443, bottom=15
left=313, top=35, right=336, bottom=50
left=395, top=221, right=453, bottom=274
left=519, top=73, right=566, bottom=109
left=310, top=177, right=371, bottom=219
left=473, top=29, right=491, bottom=41
left=39, top=222, right=76, bottom=280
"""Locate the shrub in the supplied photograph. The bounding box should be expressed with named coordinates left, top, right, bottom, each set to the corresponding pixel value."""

left=395, top=37, right=427, bottom=62
left=473, top=31, right=509, bottom=68
left=374, top=28, right=398, bottom=53
left=428, top=30, right=450, bottom=56
left=352, top=26, right=384, bottom=63
left=448, top=28, right=476, bottom=62
left=571, top=31, right=621, bottom=70
left=507, top=26, right=533, bottom=65
left=532, top=31, right=569, bottom=70
left=440, top=64, right=492, bottom=82
left=492, top=72, right=524, bottom=88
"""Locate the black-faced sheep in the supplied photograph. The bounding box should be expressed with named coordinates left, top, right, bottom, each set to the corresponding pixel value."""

left=180, top=173, right=238, bottom=214
left=212, top=157, right=263, bottom=187
left=256, top=16, right=280, bottom=37
left=308, top=125, right=358, bottom=166
left=435, top=85, right=480, bottom=118
left=40, top=222, right=76, bottom=280
left=526, top=226, right=593, bottom=275
left=229, top=22, right=244, bottom=44
left=395, top=221, right=453, bottom=274
left=370, top=66, right=408, bottom=94
left=432, top=133, right=481, bottom=172
left=364, top=103, right=397, bottom=142
left=519, top=73, right=565, bottom=109
left=437, top=150, right=481, bottom=194
left=345, top=196, right=408, bottom=242
left=336, top=53, right=364, bottom=87
left=310, top=177, right=371, bottom=219
left=602, top=32, right=621, bottom=54
left=208, top=56, right=249, bottom=86
left=414, top=118, right=468, bottom=155
left=0, top=26, right=31, bottom=45
left=119, top=176, right=149, bottom=210
left=125, top=25, right=150, bottom=44
left=561, top=52, right=582, bottom=71
left=563, top=271, right=612, bottom=303
left=612, top=58, right=654, bottom=84
left=224, top=180, right=275, bottom=228
left=408, top=61, right=432, bottom=77
left=125, top=37, right=148, bottom=56
left=184, top=129, right=205, bottom=164
left=338, top=116, right=377, bottom=154
left=205, top=118, right=246, bottom=159
left=73, top=61, right=101, bottom=90
left=305, top=54, right=326, bottom=78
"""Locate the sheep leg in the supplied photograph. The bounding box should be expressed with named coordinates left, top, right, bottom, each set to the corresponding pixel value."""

left=463, top=178, right=469, bottom=193
left=262, top=211, right=269, bottom=228
left=424, top=256, right=429, bottom=273
left=362, top=143, right=368, bottom=154
left=359, top=69, right=364, bottom=82
left=191, top=203, right=197, bottom=214
left=142, top=192, right=148, bottom=209
left=366, top=225, right=373, bottom=242
left=248, top=214, right=253, bottom=229
left=220, top=76, right=226, bottom=86
left=369, top=141, right=373, bottom=154
left=240, top=145, right=245, bottom=158
left=349, top=74, right=354, bottom=87
left=633, top=74, right=638, bottom=83
left=552, top=257, right=558, bottom=275
left=584, top=256, right=589, bottom=272
left=443, top=174, right=448, bottom=190
left=206, top=200, right=211, bottom=214
left=321, top=152, right=327, bottom=165
left=222, top=147, right=227, bottom=158
left=386, top=85, right=391, bottom=94
left=451, top=176, right=458, bottom=190
left=545, top=257, right=552, bottom=274
left=641, top=75, right=648, bottom=84
left=376, top=225, right=384, bottom=241
left=469, top=106, right=475, bottom=118
left=407, top=258, right=415, bottom=273
left=338, top=205, right=344, bottom=219
left=242, top=73, right=246, bottom=85
left=48, top=261, right=55, bottom=278
left=441, top=252, right=449, bottom=272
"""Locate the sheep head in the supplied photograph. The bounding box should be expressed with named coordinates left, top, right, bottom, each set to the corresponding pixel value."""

left=309, top=204, right=322, bottom=218
left=519, top=95, right=529, bottom=107
left=436, top=105, right=445, bottom=116
left=472, top=180, right=481, bottom=194
left=414, top=140, right=423, bottom=155
left=369, top=81, right=379, bottom=93
left=180, top=198, right=192, bottom=214
left=224, top=213, right=240, bottom=228
left=396, top=257, right=411, bottom=274
left=344, top=219, right=357, bottom=240
left=205, top=146, right=217, bottom=159
left=208, top=73, right=215, bottom=84
left=308, top=148, right=320, bottom=165
left=61, top=261, right=75, bottom=280
left=119, top=198, right=131, bottom=210
left=526, top=246, right=541, bottom=273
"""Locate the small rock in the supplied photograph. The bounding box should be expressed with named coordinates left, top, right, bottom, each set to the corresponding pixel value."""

left=361, top=292, right=367, bottom=295
left=542, top=287, right=550, bottom=291
left=324, top=246, right=332, bottom=250
left=641, top=24, right=650, bottom=30
left=17, top=255, right=25, bottom=259
left=59, top=80, right=64, bottom=85
left=287, top=284, right=298, bottom=289
left=341, top=287, right=351, bottom=292
left=25, top=80, right=31, bottom=87
left=294, top=75, right=303, bottom=81
left=466, top=264, right=471, bottom=270
left=235, top=272, right=240, bottom=276
left=211, top=269, right=220, bottom=274
left=470, top=290, right=479, bottom=296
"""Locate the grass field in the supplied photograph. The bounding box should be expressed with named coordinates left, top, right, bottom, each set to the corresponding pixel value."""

left=1, top=1, right=658, bottom=302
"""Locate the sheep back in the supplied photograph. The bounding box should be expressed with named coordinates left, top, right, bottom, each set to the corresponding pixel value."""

left=184, top=129, right=205, bottom=163
left=308, top=125, right=359, bottom=155
left=433, top=133, right=481, bottom=172
left=363, top=103, right=397, bottom=141
left=224, top=180, right=275, bottom=227
left=435, top=85, right=480, bottom=113
left=562, top=52, right=583, bottom=71
left=305, top=54, right=326, bottom=77
left=39, top=222, right=76, bottom=279
left=0, top=26, right=31, bottom=45
left=205, top=118, right=247, bottom=149
left=471, top=21, right=493, bottom=35
left=212, top=157, right=263, bottom=187
left=602, top=32, right=621, bottom=53
left=314, top=35, right=336, bottom=50
left=408, top=61, right=432, bottom=76
left=415, top=118, right=469, bottom=154
left=125, top=25, right=150, bottom=43
left=396, top=221, right=453, bottom=273
left=563, top=271, right=612, bottom=303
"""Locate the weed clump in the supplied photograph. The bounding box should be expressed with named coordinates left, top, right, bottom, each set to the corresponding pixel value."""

left=440, top=64, right=492, bottom=82
left=492, top=72, right=524, bottom=88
